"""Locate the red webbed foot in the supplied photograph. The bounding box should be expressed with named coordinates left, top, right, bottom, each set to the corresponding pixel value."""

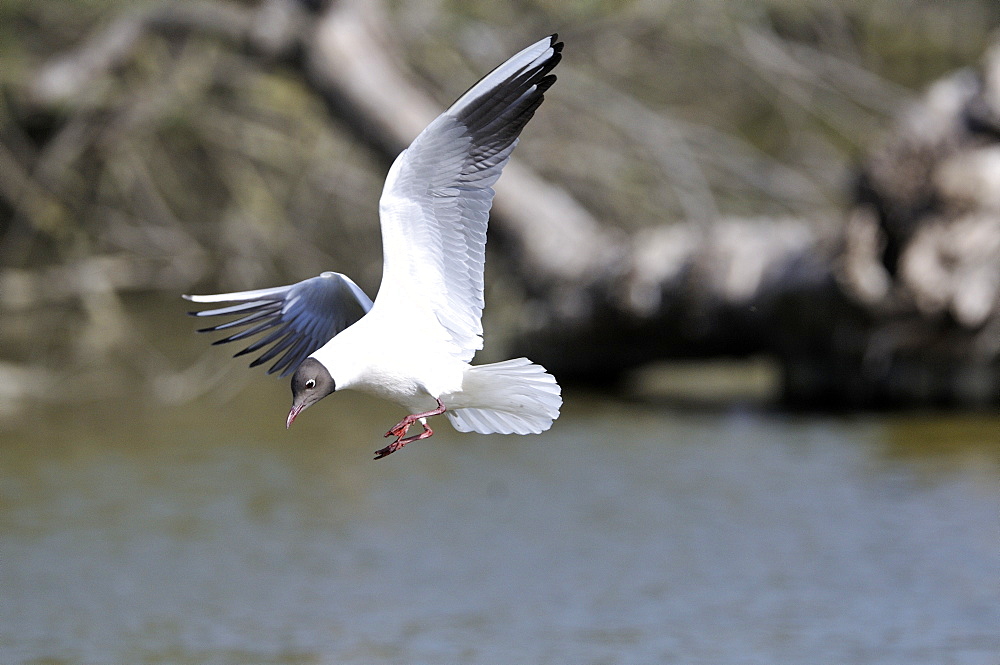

left=374, top=422, right=435, bottom=459
left=374, top=399, right=446, bottom=460
left=385, top=416, right=415, bottom=439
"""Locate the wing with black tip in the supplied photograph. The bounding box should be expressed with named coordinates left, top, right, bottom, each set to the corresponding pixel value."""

left=373, top=35, right=562, bottom=362
left=184, top=271, right=373, bottom=377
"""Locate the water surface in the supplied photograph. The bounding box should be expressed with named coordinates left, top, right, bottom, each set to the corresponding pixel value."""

left=2, top=384, right=999, bottom=664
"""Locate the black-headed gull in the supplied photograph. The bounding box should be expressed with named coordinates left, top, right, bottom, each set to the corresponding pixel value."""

left=185, top=35, right=563, bottom=459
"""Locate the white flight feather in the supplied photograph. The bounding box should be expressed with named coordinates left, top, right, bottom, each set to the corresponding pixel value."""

left=368, top=36, right=559, bottom=363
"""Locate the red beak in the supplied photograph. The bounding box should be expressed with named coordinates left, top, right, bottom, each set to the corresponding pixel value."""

left=286, top=403, right=305, bottom=429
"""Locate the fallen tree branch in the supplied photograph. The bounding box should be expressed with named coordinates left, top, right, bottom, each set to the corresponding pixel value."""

left=9, top=0, right=1000, bottom=408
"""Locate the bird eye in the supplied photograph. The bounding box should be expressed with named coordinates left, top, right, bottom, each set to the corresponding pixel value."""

left=305, top=379, right=316, bottom=390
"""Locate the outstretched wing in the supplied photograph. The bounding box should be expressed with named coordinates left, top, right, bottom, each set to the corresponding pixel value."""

left=373, top=35, right=562, bottom=361
left=184, top=271, right=373, bottom=377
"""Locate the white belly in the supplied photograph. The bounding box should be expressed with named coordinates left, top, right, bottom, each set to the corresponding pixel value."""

left=313, top=318, right=468, bottom=412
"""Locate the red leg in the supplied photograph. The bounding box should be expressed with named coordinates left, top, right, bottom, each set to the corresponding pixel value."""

left=384, top=399, right=446, bottom=438
left=375, top=399, right=446, bottom=460
left=385, top=417, right=414, bottom=439
left=374, top=420, right=436, bottom=459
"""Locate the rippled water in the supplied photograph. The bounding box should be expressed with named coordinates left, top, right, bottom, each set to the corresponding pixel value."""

left=2, top=381, right=999, bottom=664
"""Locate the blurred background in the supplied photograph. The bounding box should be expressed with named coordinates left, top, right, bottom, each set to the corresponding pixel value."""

left=1, top=0, right=999, bottom=663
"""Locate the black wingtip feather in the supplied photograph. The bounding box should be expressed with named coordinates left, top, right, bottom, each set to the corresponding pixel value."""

left=194, top=309, right=275, bottom=333
left=456, top=35, right=562, bottom=138
left=268, top=336, right=313, bottom=377
left=184, top=275, right=370, bottom=379
left=209, top=318, right=284, bottom=344
left=248, top=332, right=299, bottom=367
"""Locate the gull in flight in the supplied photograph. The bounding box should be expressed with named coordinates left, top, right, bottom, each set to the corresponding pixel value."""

left=185, top=35, right=563, bottom=459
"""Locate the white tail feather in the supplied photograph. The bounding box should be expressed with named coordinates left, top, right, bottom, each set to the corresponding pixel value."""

left=447, top=358, right=561, bottom=435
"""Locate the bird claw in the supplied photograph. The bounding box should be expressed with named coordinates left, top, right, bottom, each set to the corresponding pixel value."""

left=385, top=418, right=413, bottom=438
left=375, top=401, right=446, bottom=460
left=373, top=422, right=436, bottom=460
left=374, top=440, right=403, bottom=460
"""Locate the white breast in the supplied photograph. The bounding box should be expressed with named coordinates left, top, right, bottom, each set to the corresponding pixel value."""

left=312, top=315, right=467, bottom=411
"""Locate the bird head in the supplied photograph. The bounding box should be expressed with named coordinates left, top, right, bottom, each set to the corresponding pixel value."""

left=287, top=358, right=336, bottom=428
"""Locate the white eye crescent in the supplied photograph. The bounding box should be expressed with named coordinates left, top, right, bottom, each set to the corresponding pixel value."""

left=305, top=379, right=316, bottom=390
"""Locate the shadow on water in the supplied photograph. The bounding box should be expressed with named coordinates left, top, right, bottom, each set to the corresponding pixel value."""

left=1, top=300, right=999, bottom=664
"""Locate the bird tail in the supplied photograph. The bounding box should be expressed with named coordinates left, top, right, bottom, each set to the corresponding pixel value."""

left=446, top=358, right=562, bottom=435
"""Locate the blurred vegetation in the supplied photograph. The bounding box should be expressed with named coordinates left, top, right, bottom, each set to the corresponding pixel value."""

left=1, top=0, right=999, bottom=412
